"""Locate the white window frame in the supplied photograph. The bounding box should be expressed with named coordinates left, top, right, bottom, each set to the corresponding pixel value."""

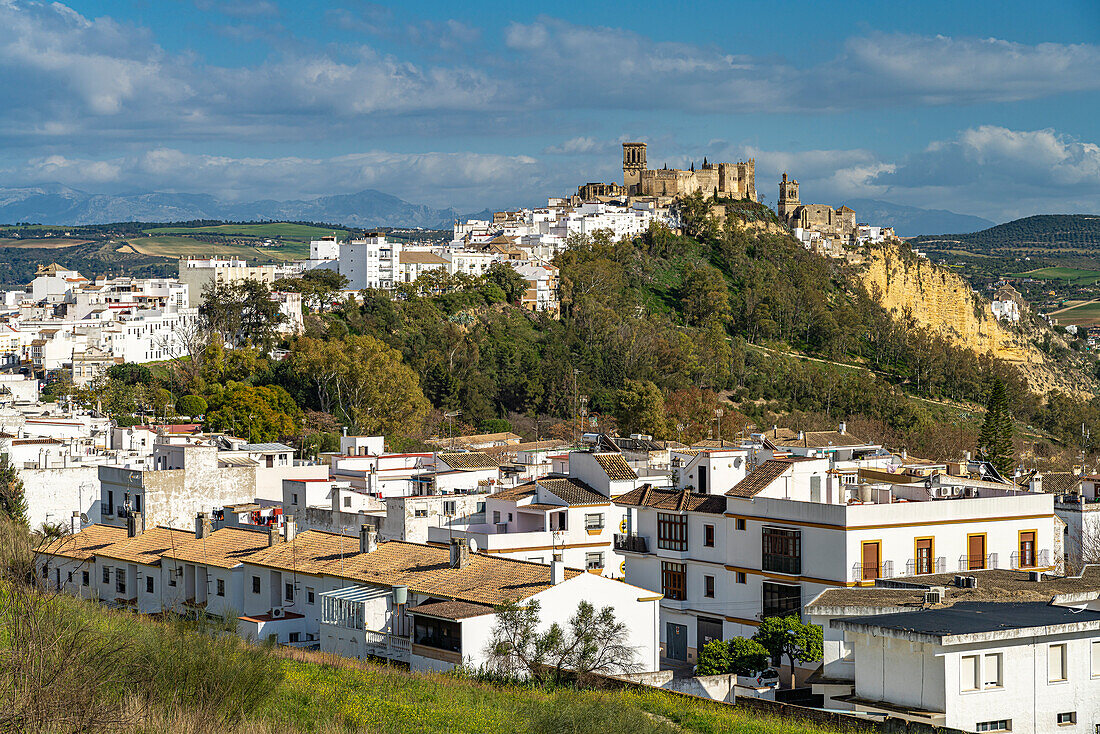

left=1048, top=643, right=1068, bottom=683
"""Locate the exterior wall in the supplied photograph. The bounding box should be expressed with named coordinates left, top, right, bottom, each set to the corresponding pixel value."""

left=35, top=552, right=98, bottom=599
left=20, top=465, right=101, bottom=529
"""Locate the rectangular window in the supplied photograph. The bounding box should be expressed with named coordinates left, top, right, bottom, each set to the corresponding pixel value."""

left=82, top=571, right=89, bottom=586
left=145, top=576, right=154, bottom=594
left=984, top=653, right=1003, bottom=688
left=761, top=582, right=800, bottom=618
left=443, top=500, right=456, bottom=516
left=116, top=569, right=126, bottom=595
left=289, top=632, right=300, bottom=643
left=1092, top=640, right=1100, bottom=677
left=343, top=496, right=351, bottom=508
left=975, top=721, right=1011, bottom=732
left=169, top=572, right=176, bottom=587
left=415, top=509, right=428, bottom=518
left=493, top=510, right=501, bottom=524
left=704, top=524, right=715, bottom=547
left=585, top=513, right=604, bottom=531
left=661, top=561, right=686, bottom=601
left=1057, top=713, right=1076, bottom=726
left=762, top=527, right=801, bottom=574
left=292, top=493, right=298, bottom=505
left=961, top=654, right=981, bottom=691
left=736, top=571, right=746, bottom=584
left=810, top=475, right=821, bottom=503
left=657, top=513, right=688, bottom=551
left=1019, top=531, right=1036, bottom=568
left=1049, top=643, right=1067, bottom=682
left=704, top=574, right=715, bottom=598
left=585, top=552, right=604, bottom=570
left=41, top=564, right=48, bottom=579
left=735, top=518, right=746, bottom=531
left=285, top=582, right=294, bottom=602
left=216, top=579, right=225, bottom=597
left=307, top=587, right=315, bottom=605
left=102, top=566, right=110, bottom=584
left=252, top=576, right=261, bottom=594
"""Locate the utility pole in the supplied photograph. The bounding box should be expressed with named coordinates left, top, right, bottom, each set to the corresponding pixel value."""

left=573, top=368, right=580, bottom=445
left=715, top=408, right=724, bottom=444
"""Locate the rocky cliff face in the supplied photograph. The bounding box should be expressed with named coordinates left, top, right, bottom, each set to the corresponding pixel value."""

left=858, top=242, right=1095, bottom=398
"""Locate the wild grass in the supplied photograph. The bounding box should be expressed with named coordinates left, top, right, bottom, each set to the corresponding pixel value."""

left=1, top=522, right=838, bottom=734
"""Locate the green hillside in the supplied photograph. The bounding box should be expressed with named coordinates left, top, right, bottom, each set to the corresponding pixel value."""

left=912, top=214, right=1100, bottom=256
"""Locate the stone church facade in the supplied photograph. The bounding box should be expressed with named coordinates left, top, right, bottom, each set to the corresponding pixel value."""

left=777, top=172, right=857, bottom=240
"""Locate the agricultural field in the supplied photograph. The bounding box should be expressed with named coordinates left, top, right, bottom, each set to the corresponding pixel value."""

left=1012, top=266, right=1100, bottom=284
left=144, top=222, right=346, bottom=242
left=1050, top=300, right=1100, bottom=327
left=123, top=235, right=311, bottom=261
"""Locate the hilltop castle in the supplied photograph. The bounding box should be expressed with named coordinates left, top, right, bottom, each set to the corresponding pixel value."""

left=777, top=172, right=856, bottom=237
left=577, top=143, right=757, bottom=202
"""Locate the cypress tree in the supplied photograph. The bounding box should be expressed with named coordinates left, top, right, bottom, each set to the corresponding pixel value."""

left=0, top=454, right=28, bottom=529
left=978, top=377, right=1015, bottom=477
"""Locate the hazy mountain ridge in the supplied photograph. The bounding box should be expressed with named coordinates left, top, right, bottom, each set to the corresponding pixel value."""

left=0, top=185, right=467, bottom=230
left=842, top=198, right=995, bottom=237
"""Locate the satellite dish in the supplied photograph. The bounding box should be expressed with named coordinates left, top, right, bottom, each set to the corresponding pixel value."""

left=468, top=538, right=479, bottom=553
left=79, top=513, right=89, bottom=524
left=978, top=465, right=987, bottom=476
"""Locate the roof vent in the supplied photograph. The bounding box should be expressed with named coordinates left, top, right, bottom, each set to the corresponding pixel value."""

left=924, top=589, right=942, bottom=605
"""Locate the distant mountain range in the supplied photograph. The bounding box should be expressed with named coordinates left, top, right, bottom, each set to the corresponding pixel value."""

left=841, top=199, right=995, bottom=237
left=908, top=214, right=1100, bottom=256
left=0, top=184, right=1000, bottom=236
left=0, top=184, right=475, bottom=230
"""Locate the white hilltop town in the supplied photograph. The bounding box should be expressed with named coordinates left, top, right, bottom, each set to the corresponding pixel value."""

left=7, top=142, right=1099, bottom=734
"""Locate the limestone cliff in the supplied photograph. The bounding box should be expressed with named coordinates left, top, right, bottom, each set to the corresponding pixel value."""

left=857, top=242, right=1095, bottom=398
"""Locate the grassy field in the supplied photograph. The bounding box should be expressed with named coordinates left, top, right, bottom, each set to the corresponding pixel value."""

left=0, top=564, right=835, bottom=734
left=144, top=223, right=346, bottom=241
left=1012, top=266, right=1100, bottom=284
left=123, top=236, right=310, bottom=261
left=0, top=237, right=92, bottom=248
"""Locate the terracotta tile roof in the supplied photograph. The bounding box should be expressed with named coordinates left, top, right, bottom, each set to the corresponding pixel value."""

left=96, top=527, right=196, bottom=566
left=399, top=251, right=448, bottom=265
left=726, top=459, right=793, bottom=498
left=37, top=524, right=129, bottom=561
left=335, top=540, right=584, bottom=606
left=161, top=527, right=272, bottom=569
left=536, top=478, right=608, bottom=505
left=436, top=451, right=501, bottom=470
left=243, top=530, right=359, bottom=576
left=614, top=485, right=727, bottom=514
left=765, top=428, right=866, bottom=448
left=489, top=478, right=608, bottom=507
left=1041, top=472, right=1081, bottom=495
left=592, top=452, right=637, bottom=480
left=427, top=431, right=522, bottom=448
left=405, top=599, right=495, bottom=620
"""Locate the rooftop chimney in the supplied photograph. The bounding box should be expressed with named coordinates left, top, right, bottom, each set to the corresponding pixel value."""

left=71, top=510, right=80, bottom=536
left=284, top=514, right=297, bottom=543
left=268, top=524, right=283, bottom=547
left=360, top=524, right=377, bottom=554
left=126, top=511, right=142, bottom=538
left=195, top=512, right=212, bottom=540
left=550, top=557, right=565, bottom=585
left=839, top=421, right=846, bottom=435
left=450, top=537, right=470, bottom=569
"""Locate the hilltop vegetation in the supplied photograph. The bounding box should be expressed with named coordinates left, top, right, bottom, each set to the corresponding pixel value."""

left=912, top=214, right=1100, bottom=257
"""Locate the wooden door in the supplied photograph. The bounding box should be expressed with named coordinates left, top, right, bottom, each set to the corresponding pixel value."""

left=915, top=538, right=933, bottom=575
left=861, top=542, right=881, bottom=580
left=968, top=535, right=986, bottom=570
left=1019, top=532, right=1036, bottom=568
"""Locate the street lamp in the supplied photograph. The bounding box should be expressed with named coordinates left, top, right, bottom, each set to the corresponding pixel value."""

left=715, top=408, right=724, bottom=443
left=444, top=410, right=461, bottom=450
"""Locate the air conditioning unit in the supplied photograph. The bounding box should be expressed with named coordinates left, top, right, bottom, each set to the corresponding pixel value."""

left=270, top=607, right=285, bottom=619
left=924, top=589, right=943, bottom=605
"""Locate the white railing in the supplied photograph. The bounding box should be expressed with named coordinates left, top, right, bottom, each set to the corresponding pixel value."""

left=362, top=630, right=411, bottom=660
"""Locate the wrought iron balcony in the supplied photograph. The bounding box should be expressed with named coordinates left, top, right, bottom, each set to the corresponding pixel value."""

left=614, top=533, right=649, bottom=554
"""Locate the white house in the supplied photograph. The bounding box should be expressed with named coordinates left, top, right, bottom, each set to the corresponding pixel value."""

left=832, top=601, right=1100, bottom=733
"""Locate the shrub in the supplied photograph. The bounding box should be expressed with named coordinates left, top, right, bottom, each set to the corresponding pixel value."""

left=695, top=639, right=731, bottom=676
left=531, top=691, right=680, bottom=734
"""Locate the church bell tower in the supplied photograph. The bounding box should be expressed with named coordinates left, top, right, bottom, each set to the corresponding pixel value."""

left=623, top=142, right=647, bottom=196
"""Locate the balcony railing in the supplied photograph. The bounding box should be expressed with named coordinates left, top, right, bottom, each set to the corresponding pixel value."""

left=1010, top=549, right=1050, bottom=569
left=362, top=630, right=411, bottom=662
left=851, top=561, right=894, bottom=582
left=958, top=553, right=998, bottom=571
left=904, top=557, right=947, bottom=576
left=614, top=534, right=649, bottom=554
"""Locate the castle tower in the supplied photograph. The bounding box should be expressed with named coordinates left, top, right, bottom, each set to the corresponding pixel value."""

left=623, top=142, right=647, bottom=195
left=778, top=172, right=799, bottom=219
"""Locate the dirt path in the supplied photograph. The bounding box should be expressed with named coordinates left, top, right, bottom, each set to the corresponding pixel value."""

left=1049, top=298, right=1097, bottom=317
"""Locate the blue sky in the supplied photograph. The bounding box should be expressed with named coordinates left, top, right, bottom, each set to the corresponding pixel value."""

left=1, top=0, right=1098, bottom=221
